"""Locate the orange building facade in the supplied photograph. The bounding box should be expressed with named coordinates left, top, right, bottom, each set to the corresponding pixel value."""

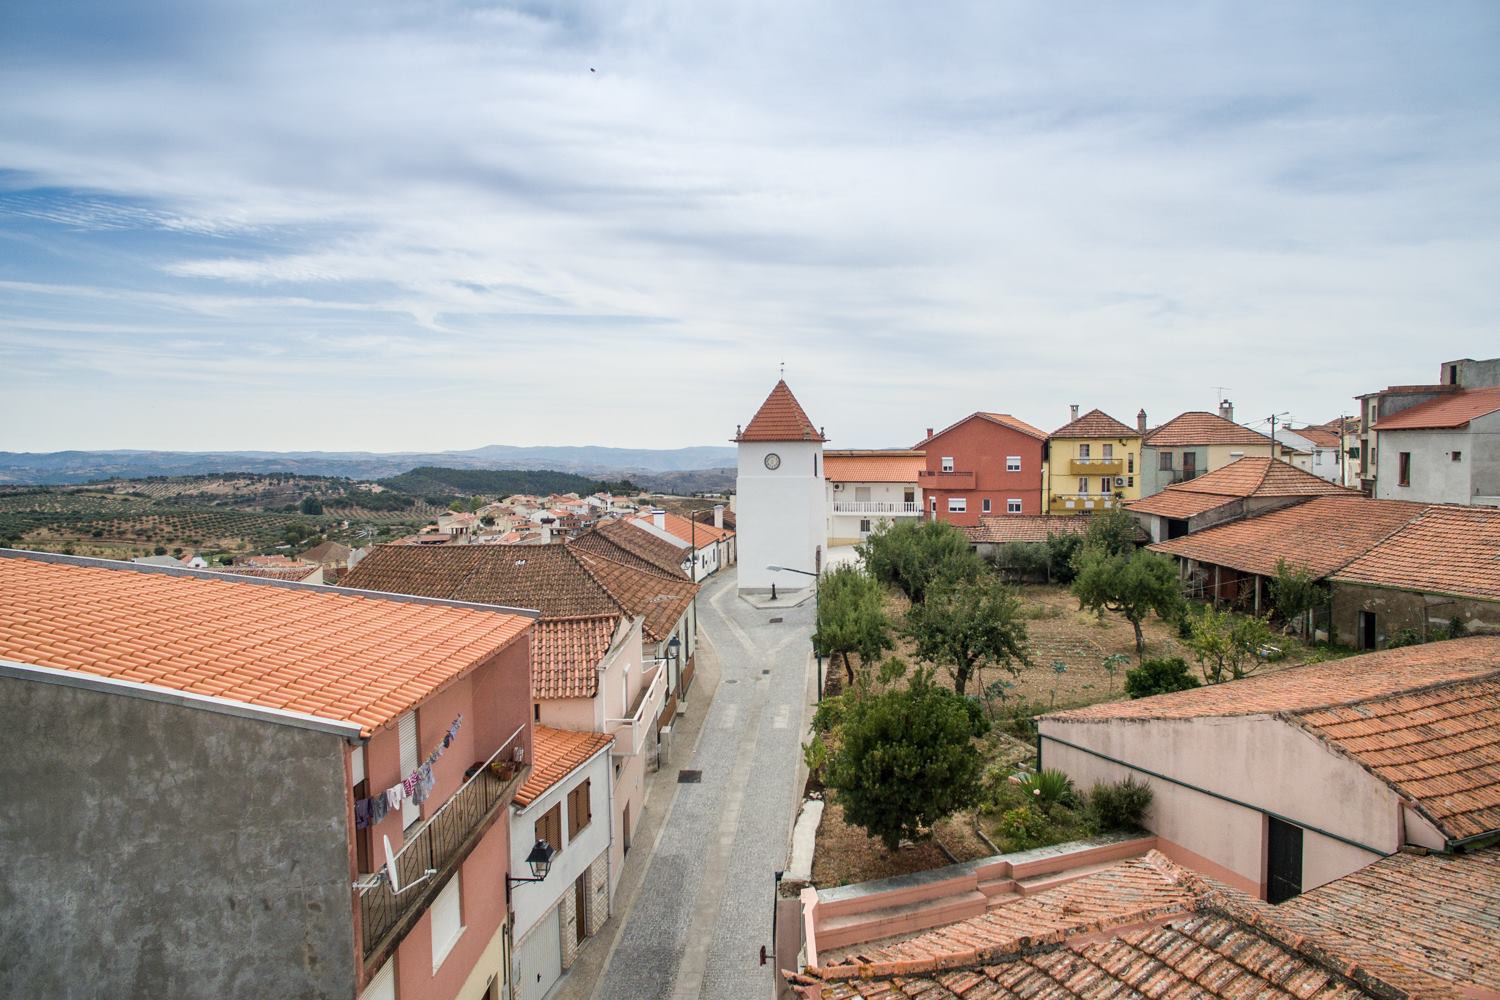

left=916, top=413, right=1048, bottom=525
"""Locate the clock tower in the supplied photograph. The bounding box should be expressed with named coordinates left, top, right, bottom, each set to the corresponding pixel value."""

left=734, top=379, right=827, bottom=595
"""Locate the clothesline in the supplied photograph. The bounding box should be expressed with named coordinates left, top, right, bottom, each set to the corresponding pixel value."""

left=353, top=714, right=462, bottom=830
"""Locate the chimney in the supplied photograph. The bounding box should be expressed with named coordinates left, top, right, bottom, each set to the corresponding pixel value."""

left=926, top=427, right=934, bottom=440
left=713, top=504, right=724, bottom=529
left=1070, top=404, right=1080, bottom=422
left=540, top=523, right=552, bottom=544
left=652, top=509, right=666, bottom=530
left=1136, top=409, right=1147, bottom=434
left=1219, top=399, right=1234, bottom=422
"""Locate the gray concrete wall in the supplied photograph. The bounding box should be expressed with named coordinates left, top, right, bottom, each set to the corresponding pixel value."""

left=1372, top=428, right=1471, bottom=503
left=1331, top=582, right=1500, bottom=646
left=0, top=677, right=357, bottom=1000
left=1470, top=411, right=1500, bottom=500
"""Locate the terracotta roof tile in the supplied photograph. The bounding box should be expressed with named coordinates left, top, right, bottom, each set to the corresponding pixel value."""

left=569, top=521, right=690, bottom=580
left=1050, top=408, right=1140, bottom=439
left=1144, top=411, right=1276, bottom=448
left=570, top=549, right=697, bottom=642
left=1374, top=385, right=1500, bottom=430
left=737, top=380, right=826, bottom=442
left=963, top=515, right=1092, bottom=544
left=1332, top=504, right=1500, bottom=602
left=530, top=614, right=620, bottom=700
left=1046, top=635, right=1500, bottom=721
left=1147, top=496, right=1426, bottom=579
left=0, top=553, right=533, bottom=737
left=825, top=450, right=926, bottom=483
left=917, top=412, right=1048, bottom=447
left=513, top=725, right=612, bottom=806
left=627, top=511, right=733, bottom=548
left=1290, top=427, right=1340, bottom=448
left=1127, top=458, right=1354, bottom=519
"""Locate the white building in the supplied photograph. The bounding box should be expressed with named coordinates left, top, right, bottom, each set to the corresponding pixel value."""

left=1371, top=386, right=1500, bottom=506
left=734, top=380, right=827, bottom=594
left=509, top=728, right=614, bottom=1000
left=824, top=450, right=924, bottom=548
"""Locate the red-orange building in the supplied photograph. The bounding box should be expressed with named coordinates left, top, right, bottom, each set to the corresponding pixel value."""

left=916, top=412, right=1048, bottom=524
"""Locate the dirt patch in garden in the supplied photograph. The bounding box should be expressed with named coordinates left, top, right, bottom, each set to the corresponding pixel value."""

left=809, top=801, right=992, bottom=889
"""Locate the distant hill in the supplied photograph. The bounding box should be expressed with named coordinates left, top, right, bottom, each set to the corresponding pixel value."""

left=0, top=443, right=739, bottom=485
left=381, top=467, right=608, bottom=499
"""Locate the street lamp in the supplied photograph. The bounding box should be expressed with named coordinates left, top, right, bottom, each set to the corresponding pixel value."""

left=766, top=565, right=822, bottom=702
left=505, top=839, right=557, bottom=903
left=667, top=633, right=682, bottom=709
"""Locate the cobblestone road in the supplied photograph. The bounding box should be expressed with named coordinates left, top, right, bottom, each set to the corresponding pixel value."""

left=590, top=568, right=815, bottom=1000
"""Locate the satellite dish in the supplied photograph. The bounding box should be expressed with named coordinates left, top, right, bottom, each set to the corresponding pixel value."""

left=383, top=835, right=401, bottom=893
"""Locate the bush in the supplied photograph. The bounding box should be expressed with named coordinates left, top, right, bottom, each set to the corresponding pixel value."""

left=994, top=698, right=1047, bottom=743
left=1386, top=626, right=1424, bottom=649
left=996, top=806, right=1055, bottom=851
left=1085, top=776, right=1154, bottom=832
left=1124, top=657, right=1200, bottom=699
left=1016, top=769, right=1075, bottom=808
left=1448, top=616, right=1468, bottom=640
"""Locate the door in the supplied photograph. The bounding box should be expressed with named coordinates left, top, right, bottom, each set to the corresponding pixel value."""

left=1359, top=611, right=1377, bottom=650
left=519, top=905, right=563, bottom=1000
left=1266, top=817, right=1303, bottom=904
left=1181, top=452, right=1197, bottom=479
left=574, top=874, right=588, bottom=944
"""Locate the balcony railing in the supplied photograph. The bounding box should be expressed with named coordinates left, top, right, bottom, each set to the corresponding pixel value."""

left=1068, top=458, right=1124, bottom=475
left=358, top=724, right=529, bottom=971
left=608, top=661, right=667, bottom=758
left=830, top=501, right=922, bottom=515
left=917, top=470, right=976, bottom=490
left=1165, top=470, right=1201, bottom=484
left=1050, top=493, right=1122, bottom=512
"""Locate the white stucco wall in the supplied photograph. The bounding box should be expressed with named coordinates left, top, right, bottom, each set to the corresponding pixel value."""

left=737, top=439, right=825, bottom=591
left=1038, top=714, right=1433, bottom=898
left=509, top=747, right=612, bottom=941
left=826, top=480, right=921, bottom=544
left=1372, top=427, right=1473, bottom=503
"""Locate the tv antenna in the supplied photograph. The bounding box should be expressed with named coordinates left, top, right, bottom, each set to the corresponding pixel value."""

left=1212, top=386, right=1232, bottom=406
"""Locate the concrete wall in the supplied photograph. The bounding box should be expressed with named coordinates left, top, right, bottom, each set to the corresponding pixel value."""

left=1038, top=714, right=1415, bottom=899
left=737, top=439, right=825, bottom=591
left=1331, top=581, right=1500, bottom=647
left=826, top=480, right=920, bottom=545
left=1373, top=427, right=1472, bottom=503
left=0, top=676, right=356, bottom=1000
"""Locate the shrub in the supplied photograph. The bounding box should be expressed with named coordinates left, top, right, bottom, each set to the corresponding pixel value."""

left=1387, top=626, right=1424, bottom=649
left=1085, top=776, right=1154, bottom=832
left=1447, top=616, right=1468, bottom=640
left=996, top=806, right=1055, bottom=851
left=1124, top=657, right=1200, bottom=699
left=1016, top=769, right=1075, bottom=808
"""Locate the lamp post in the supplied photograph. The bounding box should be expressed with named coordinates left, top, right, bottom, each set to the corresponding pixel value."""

left=767, top=564, right=822, bottom=702
left=505, top=839, right=557, bottom=904
left=666, top=633, right=682, bottom=708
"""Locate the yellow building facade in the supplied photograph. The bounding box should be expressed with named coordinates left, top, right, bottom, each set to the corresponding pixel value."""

left=1043, top=408, right=1144, bottom=515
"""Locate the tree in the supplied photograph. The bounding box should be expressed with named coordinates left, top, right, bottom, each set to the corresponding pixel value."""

left=906, top=576, right=1032, bottom=695
left=1183, top=605, right=1276, bottom=683
left=824, top=668, right=990, bottom=850
left=814, top=566, right=895, bottom=686
left=1071, top=547, right=1183, bottom=657
left=1081, top=508, right=1139, bottom=557
left=856, top=519, right=983, bottom=604
left=1124, top=657, right=1201, bottom=699
left=1269, top=558, right=1324, bottom=639
left=299, top=496, right=324, bottom=515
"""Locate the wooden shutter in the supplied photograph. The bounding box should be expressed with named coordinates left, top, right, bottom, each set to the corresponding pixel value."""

left=399, top=711, right=419, bottom=829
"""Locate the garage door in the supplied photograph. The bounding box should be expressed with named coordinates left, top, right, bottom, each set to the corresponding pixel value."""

left=517, top=905, right=562, bottom=1000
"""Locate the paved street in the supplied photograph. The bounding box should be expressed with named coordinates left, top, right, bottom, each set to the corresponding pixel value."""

left=586, top=567, right=816, bottom=1000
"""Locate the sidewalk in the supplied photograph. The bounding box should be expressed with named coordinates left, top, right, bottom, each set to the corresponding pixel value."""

left=548, top=630, right=724, bottom=1000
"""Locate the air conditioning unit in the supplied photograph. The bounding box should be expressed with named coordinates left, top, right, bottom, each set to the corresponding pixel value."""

left=1114, top=476, right=1126, bottom=487
left=832, top=483, right=843, bottom=491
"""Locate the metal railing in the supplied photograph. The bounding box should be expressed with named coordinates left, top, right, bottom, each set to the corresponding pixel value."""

left=1050, top=493, right=1121, bottom=511
left=607, top=662, right=666, bottom=757
left=358, top=723, right=527, bottom=963
left=830, top=501, right=922, bottom=514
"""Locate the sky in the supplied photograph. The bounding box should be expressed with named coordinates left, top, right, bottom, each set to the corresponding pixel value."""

left=2, top=1, right=1498, bottom=453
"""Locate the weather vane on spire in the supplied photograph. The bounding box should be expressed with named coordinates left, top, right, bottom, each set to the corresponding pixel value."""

left=779, top=360, right=785, bottom=379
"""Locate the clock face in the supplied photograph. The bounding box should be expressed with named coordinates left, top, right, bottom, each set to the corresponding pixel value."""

left=764, top=452, right=782, bottom=470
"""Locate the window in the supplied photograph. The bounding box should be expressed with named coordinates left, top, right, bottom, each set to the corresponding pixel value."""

left=1158, top=452, right=1174, bottom=471
left=567, top=779, right=593, bottom=840
left=1007, top=499, right=1022, bottom=513
left=947, top=497, right=966, bottom=513
left=431, top=875, right=464, bottom=970
left=1006, top=455, right=1021, bottom=472
left=903, top=488, right=915, bottom=503
left=982, top=498, right=991, bottom=513
left=1452, top=451, right=1463, bottom=462
left=1127, top=476, right=1134, bottom=488
left=941, top=456, right=955, bottom=472
left=1127, top=454, right=1134, bottom=473
left=930, top=497, right=937, bottom=513
left=1078, top=478, right=1089, bottom=494
left=1102, top=443, right=1113, bottom=459
left=399, top=711, right=419, bottom=829
left=1398, top=452, right=1411, bottom=487
left=859, top=518, right=872, bottom=533
left=1077, top=443, right=1091, bottom=459
left=813, top=454, right=818, bottom=475
left=535, top=803, right=563, bottom=852
left=534, top=703, right=540, bottom=722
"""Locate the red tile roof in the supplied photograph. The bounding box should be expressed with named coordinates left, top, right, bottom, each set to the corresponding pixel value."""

left=530, top=614, right=621, bottom=700
left=1147, top=496, right=1425, bottom=579
left=628, top=510, right=732, bottom=548
left=1275, top=847, right=1500, bottom=994
left=917, top=412, right=1048, bottom=447
left=964, top=515, right=1092, bottom=544
left=514, top=725, right=612, bottom=806
left=824, top=450, right=925, bottom=483
left=1050, top=408, right=1139, bottom=439
left=1144, top=411, right=1276, bottom=447
left=1373, top=385, right=1500, bottom=430
left=568, top=521, right=689, bottom=580
left=0, top=552, right=533, bottom=737
left=1332, top=504, right=1500, bottom=602
left=1291, top=426, right=1340, bottom=448
left=736, top=380, right=825, bottom=442
left=1047, top=635, right=1500, bottom=722
left=1127, top=458, right=1353, bottom=519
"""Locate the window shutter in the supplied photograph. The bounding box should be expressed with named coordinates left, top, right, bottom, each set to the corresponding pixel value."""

left=359, top=958, right=396, bottom=1000
left=430, top=874, right=464, bottom=969
left=351, top=746, right=365, bottom=787
left=399, top=712, right=419, bottom=828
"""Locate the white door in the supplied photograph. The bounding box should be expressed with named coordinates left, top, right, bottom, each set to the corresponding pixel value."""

left=518, top=905, right=563, bottom=1000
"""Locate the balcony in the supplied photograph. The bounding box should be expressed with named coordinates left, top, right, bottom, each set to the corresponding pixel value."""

left=1164, top=470, right=1201, bottom=484
left=1050, top=493, right=1122, bottom=513
left=358, top=725, right=529, bottom=973
left=1068, top=458, right=1124, bottom=476
left=608, top=661, right=667, bottom=758
left=918, top=470, right=976, bottom=490
left=830, top=500, right=922, bottom=515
